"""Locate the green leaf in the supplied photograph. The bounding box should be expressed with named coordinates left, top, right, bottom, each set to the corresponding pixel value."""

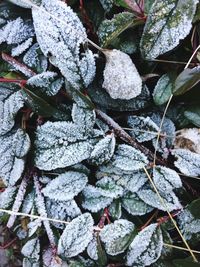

left=153, top=74, right=175, bottom=105
left=140, top=0, right=198, bottom=59
left=173, top=259, right=200, bottom=267
left=184, top=105, right=200, bottom=127
left=173, top=67, right=200, bottom=95
left=108, top=199, right=122, bottom=220
left=98, top=12, right=143, bottom=47
left=96, top=234, right=108, bottom=267
left=188, top=198, right=200, bottom=219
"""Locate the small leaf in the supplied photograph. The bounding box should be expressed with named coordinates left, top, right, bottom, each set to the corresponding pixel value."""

left=172, top=148, right=200, bottom=176
left=173, top=67, right=200, bottom=95
left=108, top=199, right=122, bottom=220
left=140, top=0, right=198, bottom=59
left=100, top=219, right=135, bottom=256
left=188, top=198, right=200, bottom=219
left=0, top=186, right=17, bottom=218
left=184, top=105, right=200, bottom=127
left=57, top=213, right=94, bottom=258
left=42, top=171, right=88, bottom=201
left=127, top=223, right=163, bottom=266
left=21, top=237, right=40, bottom=260
left=153, top=74, right=175, bottom=105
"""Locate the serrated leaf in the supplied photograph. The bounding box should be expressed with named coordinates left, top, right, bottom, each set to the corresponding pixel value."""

left=0, top=83, right=24, bottom=135
left=127, top=115, right=159, bottom=143
left=89, top=133, right=116, bottom=165
left=111, top=144, right=148, bottom=171
left=153, top=74, right=174, bottom=105
left=140, top=0, right=198, bottom=59
left=42, top=171, right=88, bottom=201
left=32, top=0, right=96, bottom=89
left=21, top=237, right=40, bottom=260
left=173, top=66, right=200, bottom=95
left=153, top=166, right=182, bottom=193
left=0, top=129, right=30, bottom=185
left=100, top=219, right=135, bottom=256
left=57, top=213, right=94, bottom=258
left=122, top=191, right=153, bottom=215
left=82, top=185, right=113, bottom=212
left=127, top=223, right=163, bottom=266
left=98, top=12, right=141, bottom=47
left=172, top=148, right=200, bottom=176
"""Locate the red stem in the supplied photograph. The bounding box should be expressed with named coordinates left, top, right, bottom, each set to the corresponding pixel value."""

left=0, top=237, right=17, bottom=249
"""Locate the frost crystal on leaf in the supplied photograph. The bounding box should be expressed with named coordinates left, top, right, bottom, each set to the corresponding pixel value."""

left=0, top=83, right=24, bottom=135
left=21, top=237, right=40, bottom=261
left=99, top=0, right=114, bottom=11
left=87, top=236, right=98, bottom=260
left=100, top=219, right=135, bottom=256
left=0, top=129, right=30, bottom=185
left=8, top=0, right=41, bottom=8
left=42, top=171, right=88, bottom=201
left=172, top=148, right=200, bottom=176
left=127, top=115, right=159, bottom=143
left=127, top=223, right=163, bottom=266
left=57, top=213, right=94, bottom=258
left=140, top=0, right=199, bottom=59
left=0, top=187, right=16, bottom=218
left=32, top=0, right=96, bottom=89
left=153, top=166, right=182, bottom=193
left=96, top=177, right=124, bottom=198
left=11, top=37, right=33, bottom=57
left=111, top=144, right=148, bottom=171
left=103, top=49, right=142, bottom=100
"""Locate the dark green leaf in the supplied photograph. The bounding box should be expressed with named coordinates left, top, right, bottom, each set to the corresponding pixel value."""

left=188, top=198, right=200, bottom=219
left=173, top=67, right=200, bottom=95
left=184, top=105, right=200, bottom=127
left=173, top=259, right=200, bottom=267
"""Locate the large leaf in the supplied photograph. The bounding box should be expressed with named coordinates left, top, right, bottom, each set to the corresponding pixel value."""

left=42, top=171, right=88, bottom=201
left=140, top=0, right=198, bottom=59
left=32, top=0, right=96, bottom=89
left=0, top=83, right=24, bottom=135
left=57, top=213, right=94, bottom=258
left=127, top=223, right=163, bottom=266
left=173, top=67, right=200, bottom=95
left=100, top=219, right=135, bottom=255
left=0, top=129, right=30, bottom=186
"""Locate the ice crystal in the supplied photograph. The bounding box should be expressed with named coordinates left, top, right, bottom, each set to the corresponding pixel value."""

left=32, top=0, right=96, bottom=89
left=82, top=185, right=113, bottom=212
left=96, top=177, right=124, bottom=198
left=172, top=148, right=200, bottom=176
left=57, top=213, right=94, bottom=258
left=0, top=83, right=24, bottom=135
left=0, top=186, right=16, bottom=218
left=122, top=192, right=153, bottom=216
left=28, top=219, right=42, bottom=237
left=21, top=237, right=40, bottom=260
left=127, top=115, right=159, bottom=143
left=42, top=171, right=88, bottom=201
left=140, top=0, right=199, bottom=59
left=153, top=166, right=182, bottom=193
left=89, top=133, right=116, bottom=165
left=11, top=37, right=33, bottom=57
left=100, top=219, right=135, bottom=256
left=99, top=0, right=114, bottom=11
left=111, top=144, right=148, bottom=171
left=103, top=49, right=142, bottom=99
left=23, top=258, right=40, bottom=267
left=0, top=129, right=30, bottom=185
left=127, top=223, right=163, bottom=266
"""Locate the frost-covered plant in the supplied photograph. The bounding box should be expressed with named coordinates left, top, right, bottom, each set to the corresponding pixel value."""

left=1, top=0, right=200, bottom=266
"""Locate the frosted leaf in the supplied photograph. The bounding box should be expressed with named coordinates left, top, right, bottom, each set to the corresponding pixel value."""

left=99, top=0, right=114, bottom=11
left=140, top=0, right=199, bottom=59
left=11, top=37, right=33, bottom=57
left=127, top=223, right=163, bottom=266
left=96, top=177, right=124, bottom=198
left=0, top=83, right=24, bottom=135
left=8, top=0, right=41, bottom=8
left=178, top=209, right=200, bottom=240
left=87, top=236, right=98, bottom=260
left=28, top=219, right=42, bottom=237
left=100, top=219, right=135, bottom=256
left=23, top=43, right=48, bottom=73
left=32, top=0, right=96, bottom=89
left=122, top=192, right=153, bottom=216
left=111, top=144, right=148, bottom=171
left=42, top=171, right=88, bottom=201
left=172, top=148, right=200, bottom=176
left=0, top=129, right=30, bottom=185
left=0, top=186, right=16, bottom=217
left=127, top=115, right=159, bottom=143
left=174, top=128, right=200, bottom=154
left=82, top=185, right=113, bottom=212
left=35, top=121, right=94, bottom=170
left=89, top=134, right=116, bottom=165
left=57, top=213, right=94, bottom=258
left=43, top=247, right=67, bottom=267
left=137, top=186, right=182, bottom=212
left=46, top=198, right=81, bottom=229
left=103, top=49, right=142, bottom=100
left=23, top=258, right=40, bottom=267
left=21, top=237, right=40, bottom=260
left=153, top=166, right=182, bottom=194
left=0, top=17, right=34, bottom=45
left=109, top=199, right=122, bottom=220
